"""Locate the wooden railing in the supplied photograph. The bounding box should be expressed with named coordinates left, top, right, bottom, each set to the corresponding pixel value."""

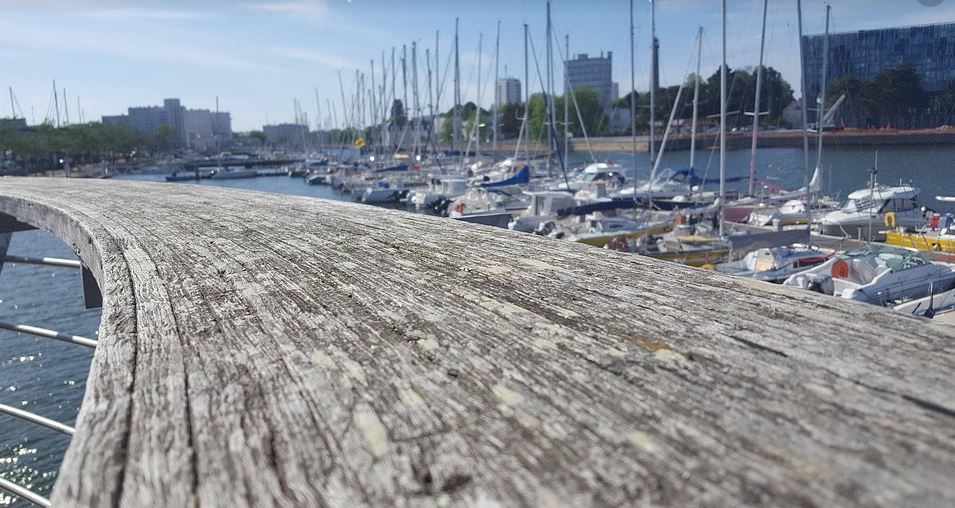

left=1, top=177, right=953, bottom=507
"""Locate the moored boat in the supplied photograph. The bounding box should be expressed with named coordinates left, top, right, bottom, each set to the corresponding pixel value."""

left=885, top=212, right=955, bottom=254
left=815, top=185, right=923, bottom=241
left=782, top=245, right=955, bottom=306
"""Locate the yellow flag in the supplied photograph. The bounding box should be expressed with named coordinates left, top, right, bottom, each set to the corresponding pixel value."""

left=353, top=137, right=366, bottom=149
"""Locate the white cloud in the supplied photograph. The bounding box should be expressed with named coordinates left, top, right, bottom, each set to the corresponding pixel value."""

left=78, top=7, right=205, bottom=20
left=0, top=21, right=277, bottom=72
left=269, top=46, right=349, bottom=69
left=241, top=0, right=327, bottom=13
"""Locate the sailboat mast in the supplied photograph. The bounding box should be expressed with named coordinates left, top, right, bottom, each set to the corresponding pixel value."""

left=649, top=0, right=657, bottom=164
left=748, top=0, right=768, bottom=195
left=370, top=60, right=378, bottom=154
left=52, top=79, right=60, bottom=127
left=77, top=95, right=82, bottom=124
left=412, top=41, right=420, bottom=159
left=719, top=0, right=727, bottom=237
left=564, top=34, right=570, bottom=169
left=523, top=23, right=530, bottom=162
left=690, top=27, right=702, bottom=170
left=816, top=4, right=831, bottom=175
left=9, top=87, right=16, bottom=119
left=545, top=1, right=553, bottom=178
left=376, top=51, right=384, bottom=149
left=315, top=88, right=323, bottom=154
left=629, top=0, right=638, bottom=215
left=454, top=18, right=461, bottom=155
left=493, top=20, right=501, bottom=153
left=215, top=96, right=221, bottom=157
left=434, top=31, right=440, bottom=117
left=401, top=45, right=408, bottom=129
left=476, top=33, right=483, bottom=159
left=426, top=47, right=434, bottom=143
left=391, top=47, right=396, bottom=114
left=797, top=0, right=811, bottom=203
left=63, top=88, right=70, bottom=125
left=388, top=48, right=394, bottom=150
left=337, top=70, right=348, bottom=155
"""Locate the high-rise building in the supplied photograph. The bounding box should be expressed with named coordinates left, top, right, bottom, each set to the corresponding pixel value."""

left=565, top=51, right=614, bottom=111
left=101, top=98, right=233, bottom=149
left=495, top=78, right=522, bottom=105
left=803, top=22, right=955, bottom=104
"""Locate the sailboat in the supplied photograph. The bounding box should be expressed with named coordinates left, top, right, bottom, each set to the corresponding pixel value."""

left=730, top=3, right=845, bottom=228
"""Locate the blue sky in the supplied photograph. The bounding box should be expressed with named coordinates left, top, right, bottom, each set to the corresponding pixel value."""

left=2, top=0, right=954, bottom=131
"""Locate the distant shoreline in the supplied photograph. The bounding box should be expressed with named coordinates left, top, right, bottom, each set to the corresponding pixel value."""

left=328, top=128, right=955, bottom=154
left=491, top=128, right=955, bottom=153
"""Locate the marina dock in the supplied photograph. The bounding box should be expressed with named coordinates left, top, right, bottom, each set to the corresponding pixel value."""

left=1, top=178, right=954, bottom=506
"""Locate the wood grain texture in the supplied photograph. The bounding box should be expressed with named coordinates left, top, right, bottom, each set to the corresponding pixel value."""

left=1, top=177, right=953, bottom=507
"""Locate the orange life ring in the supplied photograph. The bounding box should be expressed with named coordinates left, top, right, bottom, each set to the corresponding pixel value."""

left=453, top=203, right=465, bottom=214
left=832, top=259, right=850, bottom=280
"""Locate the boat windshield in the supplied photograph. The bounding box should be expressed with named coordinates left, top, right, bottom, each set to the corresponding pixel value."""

left=879, top=197, right=919, bottom=213
left=842, top=245, right=928, bottom=272
left=653, top=168, right=679, bottom=183
left=840, top=197, right=882, bottom=213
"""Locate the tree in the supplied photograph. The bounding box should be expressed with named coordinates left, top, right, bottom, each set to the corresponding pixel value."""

left=939, top=79, right=955, bottom=112
left=562, top=87, right=605, bottom=138
left=527, top=95, right=548, bottom=140
left=827, top=76, right=866, bottom=127
left=497, top=102, right=525, bottom=139
left=614, top=90, right=640, bottom=109
left=693, top=66, right=794, bottom=127
left=0, top=121, right=155, bottom=173
left=154, top=124, right=179, bottom=151
left=249, top=130, right=267, bottom=144
left=462, top=106, right=491, bottom=144
left=390, top=100, right=407, bottom=127
left=863, top=63, right=927, bottom=126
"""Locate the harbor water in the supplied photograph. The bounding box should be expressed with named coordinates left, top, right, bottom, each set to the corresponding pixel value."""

left=1, top=144, right=952, bottom=504
left=0, top=233, right=98, bottom=506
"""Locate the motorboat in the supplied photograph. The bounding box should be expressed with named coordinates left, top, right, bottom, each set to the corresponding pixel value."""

left=165, top=169, right=213, bottom=182
left=508, top=190, right=587, bottom=233
left=360, top=178, right=424, bottom=204
left=407, top=178, right=470, bottom=210
left=894, top=287, right=955, bottom=319
left=446, top=168, right=532, bottom=218
left=615, top=167, right=745, bottom=201
left=747, top=197, right=840, bottom=227
left=210, top=167, right=258, bottom=179
left=634, top=223, right=732, bottom=267
left=548, top=212, right=674, bottom=247
left=885, top=210, right=955, bottom=255
left=815, top=185, right=923, bottom=241
left=782, top=245, right=955, bottom=306
left=564, top=162, right=626, bottom=192
left=286, top=163, right=309, bottom=177
left=716, top=245, right=833, bottom=283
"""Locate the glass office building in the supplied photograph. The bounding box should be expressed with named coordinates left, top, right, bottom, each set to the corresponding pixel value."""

left=803, top=22, right=955, bottom=103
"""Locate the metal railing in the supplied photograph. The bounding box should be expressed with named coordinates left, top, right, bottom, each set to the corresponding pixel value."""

left=0, top=404, right=75, bottom=435
left=0, top=477, right=51, bottom=507
left=1, top=255, right=81, bottom=269
left=0, top=320, right=97, bottom=349
left=0, top=230, right=98, bottom=507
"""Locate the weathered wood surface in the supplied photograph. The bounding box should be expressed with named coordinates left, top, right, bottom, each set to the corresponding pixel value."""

left=1, top=177, right=954, bottom=507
